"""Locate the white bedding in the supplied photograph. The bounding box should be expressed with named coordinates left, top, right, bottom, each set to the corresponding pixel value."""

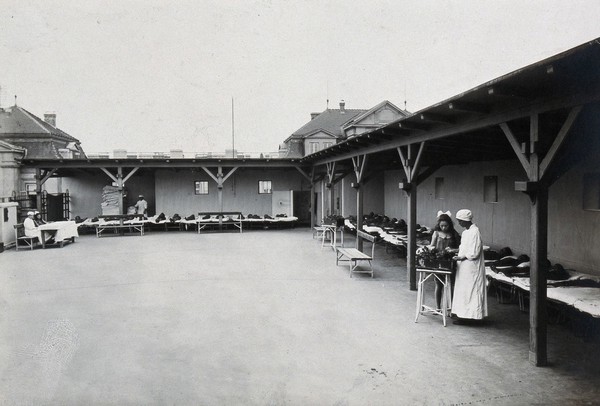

left=486, top=267, right=600, bottom=317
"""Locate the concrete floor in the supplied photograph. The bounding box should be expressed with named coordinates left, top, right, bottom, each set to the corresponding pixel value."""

left=0, top=228, right=599, bottom=405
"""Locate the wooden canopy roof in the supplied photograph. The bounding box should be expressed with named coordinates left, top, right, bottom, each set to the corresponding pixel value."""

left=301, top=38, right=600, bottom=173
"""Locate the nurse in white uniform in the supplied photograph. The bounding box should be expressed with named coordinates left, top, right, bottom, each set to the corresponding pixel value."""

left=452, top=209, right=488, bottom=324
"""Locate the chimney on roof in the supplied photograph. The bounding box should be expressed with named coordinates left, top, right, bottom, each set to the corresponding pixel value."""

left=44, top=112, right=56, bottom=127
left=339, top=100, right=345, bottom=114
left=310, top=112, right=319, bottom=120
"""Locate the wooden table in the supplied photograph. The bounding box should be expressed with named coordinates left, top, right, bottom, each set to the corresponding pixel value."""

left=320, top=224, right=343, bottom=250
left=38, top=221, right=79, bottom=248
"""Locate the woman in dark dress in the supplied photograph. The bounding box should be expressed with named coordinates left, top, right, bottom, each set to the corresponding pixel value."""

left=429, top=212, right=461, bottom=310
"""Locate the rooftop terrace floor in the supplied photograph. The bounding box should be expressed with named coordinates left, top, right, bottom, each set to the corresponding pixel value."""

left=1, top=228, right=599, bottom=405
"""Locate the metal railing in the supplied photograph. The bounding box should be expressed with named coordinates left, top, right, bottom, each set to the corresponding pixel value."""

left=84, top=150, right=295, bottom=159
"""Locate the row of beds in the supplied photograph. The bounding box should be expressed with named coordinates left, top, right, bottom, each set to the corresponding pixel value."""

left=342, top=215, right=433, bottom=255
left=342, top=214, right=600, bottom=337
left=76, top=213, right=299, bottom=235
left=485, top=252, right=600, bottom=338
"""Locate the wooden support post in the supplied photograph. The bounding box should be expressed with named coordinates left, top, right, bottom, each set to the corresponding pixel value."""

left=35, top=168, right=42, bottom=212
left=329, top=184, right=334, bottom=216
left=117, top=167, right=124, bottom=226
left=502, top=107, right=581, bottom=367
left=356, top=184, right=363, bottom=251
left=398, top=143, right=425, bottom=291
left=529, top=185, right=548, bottom=366
left=117, top=167, right=124, bottom=215
left=321, top=181, right=325, bottom=221
left=351, top=155, right=368, bottom=251
left=310, top=169, right=316, bottom=228
left=201, top=166, right=237, bottom=212
left=217, top=166, right=224, bottom=212
left=406, top=185, right=417, bottom=291
left=326, top=162, right=336, bottom=217
left=310, top=182, right=316, bottom=228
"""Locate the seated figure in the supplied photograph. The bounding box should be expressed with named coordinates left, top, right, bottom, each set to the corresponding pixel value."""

left=24, top=211, right=54, bottom=243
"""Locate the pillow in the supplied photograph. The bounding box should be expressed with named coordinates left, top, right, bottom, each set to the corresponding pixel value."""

left=484, top=250, right=500, bottom=260
left=547, top=263, right=570, bottom=280
left=498, top=247, right=513, bottom=258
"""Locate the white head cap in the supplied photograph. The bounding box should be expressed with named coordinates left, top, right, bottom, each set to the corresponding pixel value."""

left=27, top=211, right=34, bottom=216
left=455, top=209, right=473, bottom=222
left=437, top=210, right=451, bottom=219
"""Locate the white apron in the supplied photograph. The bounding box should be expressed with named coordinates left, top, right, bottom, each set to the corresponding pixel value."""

left=23, top=217, right=43, bottom=241
left=452, top=224, right=488, bottom=319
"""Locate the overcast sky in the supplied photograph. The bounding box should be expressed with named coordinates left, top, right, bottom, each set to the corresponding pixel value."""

left=1, top=1, right=599, bottom=154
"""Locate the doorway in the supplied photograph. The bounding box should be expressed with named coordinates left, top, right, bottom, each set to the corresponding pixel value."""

left=293, top=190, right=311, bottom=226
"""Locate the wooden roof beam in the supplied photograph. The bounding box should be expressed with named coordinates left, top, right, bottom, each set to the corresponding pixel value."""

left=380, top=128, right=406, bottom=138
left=424, top=146, right=486, bottom=161
left=434, top=136, right=508, bottom=150
left=448, top=101, right=490, bottom=115
left=420, top=113, right=454, bottom=125
left=383, top=127, right=412, bottom=137
left=488, top=86, right=531, bottom=101
left=375, top=134, right=393, bottom=141
left=351, top=138, right=372, bottom=147
left=76, top=167, right=97, bottom=176
left=398, top=121, right=429, bottom=132
left=333, top=142, right=351, bottom=149
left=362, top=134, right=387, bottom=144
left=434, top=138, right=507, bottom=148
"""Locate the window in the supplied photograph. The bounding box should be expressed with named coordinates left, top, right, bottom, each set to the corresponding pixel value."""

left=434, top=177, right=444, bottom=199
left=258, top=180, right=272, bottom=194
left=483, top=176, right=498, bottom=203
left=309, top=142, right=319, bottom=154
left=25, top=183, right=36, bottom=195
left=194, top=181, right=209, bottom=195
left=323, top=142, right=333, bottom=149
left=583, top=173, right=600, bottom=211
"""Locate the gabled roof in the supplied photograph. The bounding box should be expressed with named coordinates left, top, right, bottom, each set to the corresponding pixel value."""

left=0, top=105, right=80, bottom=143
left=286, top=108, right=367, bottom=142
left=303, top=129, right=337, bottom=139
left=341, top=100, right=409, bottom=130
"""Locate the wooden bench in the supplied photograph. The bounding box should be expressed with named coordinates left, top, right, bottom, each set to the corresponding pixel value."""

left=335, top=230, right=377, bottom=277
